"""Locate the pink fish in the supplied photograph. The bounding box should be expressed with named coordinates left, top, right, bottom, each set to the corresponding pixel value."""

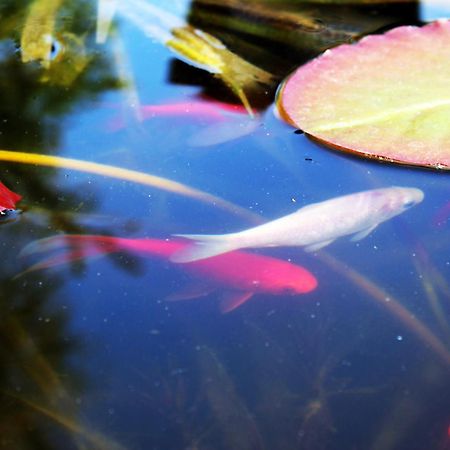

left=0, top=180, right=21, bottom=218
left=21, top=234, right=317, bottom=313
left=138, top=100, right=248, bottom=120
left=108, top=97, right=260, bottom=147
left=109, top=98, right=248, bottom=130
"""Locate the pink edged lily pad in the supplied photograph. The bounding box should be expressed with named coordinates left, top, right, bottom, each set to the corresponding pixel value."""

left=277, top=20, right=450, bottom=170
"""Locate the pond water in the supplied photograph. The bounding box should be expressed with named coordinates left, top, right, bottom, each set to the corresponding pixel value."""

left=0, top=1, right=449, bottom=449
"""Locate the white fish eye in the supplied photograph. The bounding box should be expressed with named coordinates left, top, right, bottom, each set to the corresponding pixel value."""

left=403, top=200, right=416, bottom=208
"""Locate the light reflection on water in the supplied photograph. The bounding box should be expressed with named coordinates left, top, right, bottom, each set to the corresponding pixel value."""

left=0, top=1, right=449, bottom=449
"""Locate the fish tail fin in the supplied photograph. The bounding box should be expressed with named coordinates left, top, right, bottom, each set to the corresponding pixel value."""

left=20, top=235, right=119, bottom=258
left=14, top=247, right=104, bottom=279
left=20, top=235, right=83, bottom=257
left=170, top=233, right=237, bottom=262
left=18, top=235, right=123, bottom=278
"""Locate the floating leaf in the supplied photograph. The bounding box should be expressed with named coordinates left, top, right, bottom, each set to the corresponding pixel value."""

left=167, top=26, right=276, bottom=116
left=277, top=20, right=450, bottom=170
left=117, top=0, right=275, bottom=115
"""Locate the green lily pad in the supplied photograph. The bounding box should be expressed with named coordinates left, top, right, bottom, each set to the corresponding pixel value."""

left=277, top=20, right=450, bottom=170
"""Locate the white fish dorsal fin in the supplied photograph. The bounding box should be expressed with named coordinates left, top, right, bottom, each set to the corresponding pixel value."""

left=219, top=291, right=253, bottom=313
left=304, top=239, right=334, bottom=253
left=350, top=224, right=378, bottom=242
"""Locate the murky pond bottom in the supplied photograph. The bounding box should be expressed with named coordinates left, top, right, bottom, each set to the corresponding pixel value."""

left=0, top=1, right=449, bottom=449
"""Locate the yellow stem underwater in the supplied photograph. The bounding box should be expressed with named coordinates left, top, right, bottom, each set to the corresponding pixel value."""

left=0, top=150, right=261, bottom=223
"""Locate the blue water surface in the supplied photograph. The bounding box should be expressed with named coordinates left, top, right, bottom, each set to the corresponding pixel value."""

left=0, top=1, right=449, bottom=450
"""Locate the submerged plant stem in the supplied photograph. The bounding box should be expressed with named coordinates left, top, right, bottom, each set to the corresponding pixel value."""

left=9, top=394, right=128, bottom=450
left=0, top=150, right=261, bottom=223
left=317, top=252, right=450, bottom=369
left=411, top=243, right=450, bottom=344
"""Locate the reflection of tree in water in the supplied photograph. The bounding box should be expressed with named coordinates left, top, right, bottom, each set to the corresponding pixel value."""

left=0, top=270, right=127, bottom=447
left=0, top=218, right=123, bottom=448
left=0, top=0, right=120, bottom=235
left=0, top=272, right=83, bottom=449
left=0, top=239, right=126, bottom=447
left=0, top=1, right=129, bottom=448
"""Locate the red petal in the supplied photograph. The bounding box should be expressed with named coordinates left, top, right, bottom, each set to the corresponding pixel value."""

left=0, top=181, right=21, bottom=211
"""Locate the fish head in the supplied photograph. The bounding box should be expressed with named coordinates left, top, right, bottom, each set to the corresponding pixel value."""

left=371, top=186, right=424, bottom=220
left=266, top=262, right=318, bottom=295
left=396, top=187, right=424, bottom=211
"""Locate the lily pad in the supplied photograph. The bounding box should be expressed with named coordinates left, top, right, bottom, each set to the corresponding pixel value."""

left=277, top=20, right=450, bottom=170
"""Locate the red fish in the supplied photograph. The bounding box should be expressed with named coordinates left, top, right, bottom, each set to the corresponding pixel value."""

left=21, top=234, right=317, bottom=312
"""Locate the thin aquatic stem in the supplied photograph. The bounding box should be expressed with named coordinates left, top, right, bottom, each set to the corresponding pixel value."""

left=8, top=393, right=128, bottom=450
left=410, top=250, right=450, bottom=344
left=0, top=149, right=262, bottom=223
left=317, top=252, right=450, bottom=369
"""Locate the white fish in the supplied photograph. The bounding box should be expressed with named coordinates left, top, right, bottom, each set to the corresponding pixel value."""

left=171, top=186, right=424, bottom=263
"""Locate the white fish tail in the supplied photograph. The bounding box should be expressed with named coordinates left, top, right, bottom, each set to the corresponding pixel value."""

left=170, top=233, right=237, bottom=263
